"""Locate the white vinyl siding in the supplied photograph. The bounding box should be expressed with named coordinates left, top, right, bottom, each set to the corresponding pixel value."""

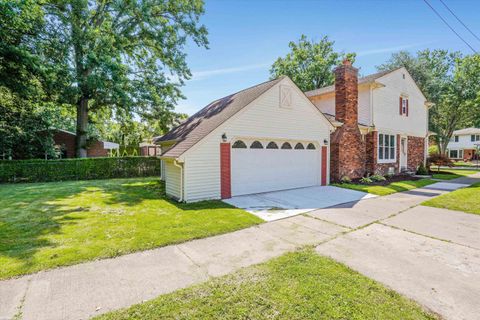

left=165, top=160, right=182, bottom=200
left=372, top=68, right=427, bottom=137
left=447, top=133, right=480, bottom=150
left=312, top=86, right=372, bottom=126
left=181, top=77, right=332, bottom=202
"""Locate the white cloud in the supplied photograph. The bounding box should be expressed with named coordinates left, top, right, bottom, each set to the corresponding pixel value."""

left=191, top=62, right=270, bottom=81
left=357, top=42, right=433, bottom=56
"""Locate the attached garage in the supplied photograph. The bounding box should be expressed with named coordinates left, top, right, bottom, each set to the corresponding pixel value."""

left=156, top=76, right=333, bottom=202
left=230, top=140, right=322, bottom=196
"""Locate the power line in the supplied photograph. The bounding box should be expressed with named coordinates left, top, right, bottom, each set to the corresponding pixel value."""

left=422, top=0, right=477, bottom=53
left=438, top=0, right=480, bottom=44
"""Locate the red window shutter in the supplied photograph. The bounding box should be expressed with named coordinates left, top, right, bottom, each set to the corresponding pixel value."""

left=406, top=99, right=409, bottom=116
left=399, top=97, right=403, bottom=115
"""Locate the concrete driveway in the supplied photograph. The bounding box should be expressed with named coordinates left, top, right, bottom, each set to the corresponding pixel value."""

left=224, top=185, right=376, bottom=221
left=316, top=204, right=480, bottom=320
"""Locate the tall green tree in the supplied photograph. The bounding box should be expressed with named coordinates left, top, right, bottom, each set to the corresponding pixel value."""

left=40, top=0, right=208, bottom=157
left=270, top=35, right=356, bottom=91
left=0, top=0, right=60, bottom=159
left=377, top=50, right=480, bottom=155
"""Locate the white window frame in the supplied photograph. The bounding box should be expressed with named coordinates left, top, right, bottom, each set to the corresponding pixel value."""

left=401, top=97, right=407, bottom=115
left=449, top=149, right=459, bottom=159
left=378, top=133, right=397, bottom=163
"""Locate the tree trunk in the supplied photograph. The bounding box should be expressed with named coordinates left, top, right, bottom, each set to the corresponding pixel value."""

left=75, top=97, right=88, bottom=158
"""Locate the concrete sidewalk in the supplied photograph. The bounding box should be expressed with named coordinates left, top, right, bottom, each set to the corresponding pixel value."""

left=1, top=175, right=478, bottom=320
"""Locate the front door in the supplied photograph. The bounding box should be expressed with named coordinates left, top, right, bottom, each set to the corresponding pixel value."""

left=400, top=137, right=407, bottom=171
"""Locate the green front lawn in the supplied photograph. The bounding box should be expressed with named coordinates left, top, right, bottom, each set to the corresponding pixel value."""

left=96, top=250, right=436, bottom=320
left=423, top=182, right=480, bottom=215
left=334, top=179, right=436, bottom=196
left=0, top=178, right=262, bottom=280
left=431, top=169, right=479, bottom=180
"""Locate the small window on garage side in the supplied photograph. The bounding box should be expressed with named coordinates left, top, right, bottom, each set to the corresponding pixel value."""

left=250, top=141, right=263, bottom=149
left=266, top=141, right=278, bottom=149
left=307, top=143, right=316, bottom=150
left=294, top=143, right=305, bottom=150
left=232, top=140, right=247, bottom=148
left=281, top=142, right=292, bottom=149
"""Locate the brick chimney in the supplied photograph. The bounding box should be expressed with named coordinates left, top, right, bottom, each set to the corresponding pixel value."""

left=329, top=59, right=366, bottom=181
left=334, top=59, right=358, bottom=127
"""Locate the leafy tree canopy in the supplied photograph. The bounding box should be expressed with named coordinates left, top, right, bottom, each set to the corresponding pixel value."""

left=1, top=0, right=208, bottom=158
left=270, top=35, right=356, bottom=91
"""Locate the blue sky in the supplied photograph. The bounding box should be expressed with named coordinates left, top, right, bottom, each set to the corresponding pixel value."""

left=177, top=0, right=480, bottom=115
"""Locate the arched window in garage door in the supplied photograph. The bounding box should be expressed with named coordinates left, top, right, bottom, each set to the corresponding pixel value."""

left=266, top=142, right=278, bottom=149
left=281, top=142, right=292, bottom=149
left=250, top=141, right=263, bottom=149
left=307, top=143, right=316, bottom=150
left=232, top=140, right=247, bottom=148
left=294, top=143, right=305, bottom=150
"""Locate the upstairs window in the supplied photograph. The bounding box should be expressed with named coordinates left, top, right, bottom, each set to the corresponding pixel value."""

left=455, top=135, right=459, bottom=142
left=471, top=135, right=480, bottom=142
left=399, top=96, right=409, bottom=116
left=378, top=133, right=396, bottom=162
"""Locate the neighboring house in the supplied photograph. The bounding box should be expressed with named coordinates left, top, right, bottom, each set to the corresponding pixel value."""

left=139, top=141, right=161, bottom=157
left=306, top=64, right=431, bottom=179
left=156, top=61, right=430, bottom=202
left=52, top=129, right=119, bottom=158
left=447, top=128, right=480, bottom=160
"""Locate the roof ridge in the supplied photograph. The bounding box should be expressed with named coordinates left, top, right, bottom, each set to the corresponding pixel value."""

left=305, top=67, right=403, bottom=96
left=157, top=76, right=285, bottom=141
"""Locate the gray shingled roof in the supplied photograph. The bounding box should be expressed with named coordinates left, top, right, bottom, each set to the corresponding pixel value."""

left=304, top=68, right=400, bottom=97
left=155, top=77, right=285, bottom=158
left=453, top=127, right=480, bottom=135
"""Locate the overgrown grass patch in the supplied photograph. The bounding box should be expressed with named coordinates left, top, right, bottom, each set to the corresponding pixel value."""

left=423, top=182, right=480, bottom=215
left=95, top=250, right=437, bottom=320
left=0, top=178, right=262, bottom=279
left=334, top=179, right=436, bottom=196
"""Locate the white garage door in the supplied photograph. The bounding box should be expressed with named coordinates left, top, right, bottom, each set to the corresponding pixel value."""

left=231, top=140, right=320, bottom=196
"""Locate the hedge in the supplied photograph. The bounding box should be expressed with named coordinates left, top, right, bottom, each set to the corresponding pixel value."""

left=0, top=157, right=161, bottom=183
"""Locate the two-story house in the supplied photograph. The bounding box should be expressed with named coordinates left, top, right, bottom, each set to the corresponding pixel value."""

left=306, top=65, right=431, bottom=179
left=156, top=61, right=431, bottom=202
left=447, top=128, right=480, bottom=160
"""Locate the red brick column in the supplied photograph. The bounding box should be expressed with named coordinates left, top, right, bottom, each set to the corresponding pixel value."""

left=220, top=143, right=231, bottom=199
left=407, top=136, right=426, bottom=170
left=321, top=146, right=328, bottom=186
left=365, top=131, right=377, bottom=174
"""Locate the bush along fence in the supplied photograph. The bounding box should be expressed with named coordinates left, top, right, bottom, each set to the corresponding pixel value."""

left=0, top=157, right=161, bottom=183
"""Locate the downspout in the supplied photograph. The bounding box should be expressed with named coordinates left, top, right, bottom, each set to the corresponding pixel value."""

left=173, top=160, right=184, bottom=202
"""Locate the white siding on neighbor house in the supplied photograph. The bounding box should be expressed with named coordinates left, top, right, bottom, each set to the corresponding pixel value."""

left=164, top=160, right=182, bottom=200
left=372, top=69, right=427, bottom=137
left=181, top=77, right=332, bottom=202
left=447, top=134, right=480, bottom=149
left=312, top=86, right=372, bottom=126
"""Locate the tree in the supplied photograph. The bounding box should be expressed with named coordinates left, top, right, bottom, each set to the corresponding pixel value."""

left=270, top=35, right=356, bottom=91
left=377, top=50, right=480, bottom=155
left=0, top=0, right=61, bottom=159
left=38, top=0, right=208, bottom=157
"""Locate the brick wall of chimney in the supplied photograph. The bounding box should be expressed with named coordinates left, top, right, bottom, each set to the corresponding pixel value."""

left=329, top=60, right=366, bottom=181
